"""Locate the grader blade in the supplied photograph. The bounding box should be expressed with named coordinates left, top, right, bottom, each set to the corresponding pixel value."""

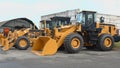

left=32, top=36, right=58, bottom=56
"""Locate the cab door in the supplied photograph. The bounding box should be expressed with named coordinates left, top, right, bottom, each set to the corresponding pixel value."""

left=82, top=11, right=96, bottom=31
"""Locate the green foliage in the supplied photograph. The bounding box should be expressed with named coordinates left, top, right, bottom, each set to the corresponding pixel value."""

left=114, top=42, right=120, bottom=48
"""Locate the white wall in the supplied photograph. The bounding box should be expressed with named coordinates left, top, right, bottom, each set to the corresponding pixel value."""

left=41, top=9, right=120, bottom=29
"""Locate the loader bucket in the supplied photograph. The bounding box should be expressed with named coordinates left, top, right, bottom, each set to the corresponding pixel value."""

left=32, top=36, right=58, bottom=56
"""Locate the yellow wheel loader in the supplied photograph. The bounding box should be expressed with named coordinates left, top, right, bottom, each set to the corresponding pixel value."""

left=0, top=28, right=31, bottom=51
left=32, top=11, right=119, bottom=56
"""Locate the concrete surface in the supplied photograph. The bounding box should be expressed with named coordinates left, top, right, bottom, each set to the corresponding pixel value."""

left=0, top=48, right=120, bottom=68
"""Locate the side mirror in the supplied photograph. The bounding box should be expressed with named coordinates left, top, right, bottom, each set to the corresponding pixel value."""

left=100, top=16, right=105, bottom=23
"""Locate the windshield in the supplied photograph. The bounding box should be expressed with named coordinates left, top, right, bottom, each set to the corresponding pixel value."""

left=52, top=20, right=61, bottom=27
left=76, top=13, right=85, bottom=24
left=52, top=20, right=69, bottom=28
left=41, top=22, right=51, bottom=29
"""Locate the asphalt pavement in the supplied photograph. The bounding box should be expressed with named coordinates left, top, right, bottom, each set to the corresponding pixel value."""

left=0, top=48, right=120, bottom=68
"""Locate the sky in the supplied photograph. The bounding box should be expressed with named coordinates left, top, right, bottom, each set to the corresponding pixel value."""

left=0, top=0, right=120, bottom=28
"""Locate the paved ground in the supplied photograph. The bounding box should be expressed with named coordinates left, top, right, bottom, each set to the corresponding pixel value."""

left=0, top=48, right=120, bottom=68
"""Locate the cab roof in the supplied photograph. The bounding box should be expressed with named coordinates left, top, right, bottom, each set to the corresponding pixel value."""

left=51, top=16, right=70, bottom=21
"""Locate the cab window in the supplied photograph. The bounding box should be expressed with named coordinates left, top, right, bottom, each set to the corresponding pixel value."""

left=76, top=13, right=85, bottom=25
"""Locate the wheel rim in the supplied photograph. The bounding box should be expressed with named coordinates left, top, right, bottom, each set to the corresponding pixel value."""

left=71, top=38, right=80, bottom=48
left=19, top=39, right=27, bottom=47
left=104, top=38, right=112, bottom=47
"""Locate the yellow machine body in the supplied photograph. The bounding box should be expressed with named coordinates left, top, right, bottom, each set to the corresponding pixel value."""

left=32, top=25, right=81, bottom=56
left=84, top=23, right=117, bottom=46
left=32, top=13, right=118, bottom=56
left=0, top=28, right=31, bottom=51
left=32, top=36, right=57, bottom=56
left=32, top=23, right=117, bottom=56
left=98, top=23, right=116, bottom=36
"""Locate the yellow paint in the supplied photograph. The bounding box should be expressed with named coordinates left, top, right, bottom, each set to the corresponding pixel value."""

left=104, top=38, right=112, bottom=47
left=71, top=38, right=80, bottom=48
left=98, top=23, right=116, bottom=36
left=32, top=36, right=58, bottom=56
left=0, top=28, right=31, bottom=51
left=96, top=22, right=100, bottom=28
left=19, top=39, right=27, bottom=47
left=32, top=24, right=82, bottom=56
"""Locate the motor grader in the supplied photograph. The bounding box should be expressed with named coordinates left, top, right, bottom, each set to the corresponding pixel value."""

left=32, top=10, right=120, bottom=56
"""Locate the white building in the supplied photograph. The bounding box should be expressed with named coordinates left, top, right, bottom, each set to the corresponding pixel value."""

left=41, top=9, right=120, bottom=29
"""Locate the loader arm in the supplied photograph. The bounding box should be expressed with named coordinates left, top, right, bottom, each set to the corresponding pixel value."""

left=54, top=25, right=79, bottom=48
left=16, top=28, right=31, bottom=37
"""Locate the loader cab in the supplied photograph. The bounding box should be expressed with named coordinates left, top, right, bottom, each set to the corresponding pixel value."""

left=76, top=11, right=96, bottom=30
left=40, top=20, right=52, bottom=29
left=50, top=17, right=71, bottom=28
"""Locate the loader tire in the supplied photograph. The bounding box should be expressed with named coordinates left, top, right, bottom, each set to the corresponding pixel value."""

left=15, top=36, right=30, bottom=50
left=97, top=34, right=114, bottom=51
left=64, top=33, right=83, bottom=53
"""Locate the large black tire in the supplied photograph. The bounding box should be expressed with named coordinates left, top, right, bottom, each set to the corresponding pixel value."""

left=64, top=33, right=83, bottom=53
left=97, top=34, right=114, bottom=51
left=15, top=36, right=30, bottom=50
